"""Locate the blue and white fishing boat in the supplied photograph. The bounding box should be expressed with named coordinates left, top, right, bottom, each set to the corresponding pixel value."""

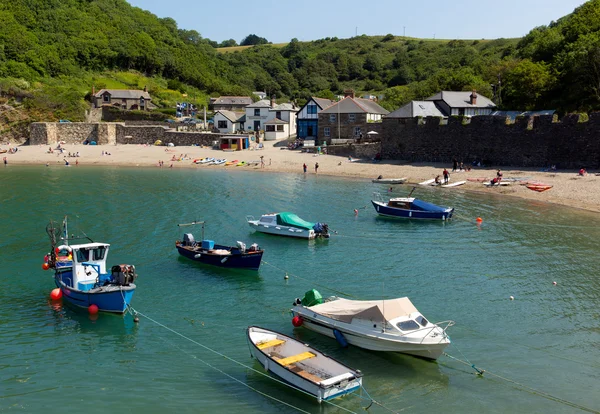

left=44, top=218, right=138, bottom=313
left=176, top=221, right=264, bottom=270
left=371, top=191, right=453, bottom=220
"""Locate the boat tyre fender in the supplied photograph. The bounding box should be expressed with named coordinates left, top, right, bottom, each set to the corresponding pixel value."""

left=333, top=329, right=348, bottom=348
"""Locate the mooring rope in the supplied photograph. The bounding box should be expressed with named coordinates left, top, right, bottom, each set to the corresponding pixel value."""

left=130, top=308, right=360, bottom=414
left=442, top=352, right=600, bottom=413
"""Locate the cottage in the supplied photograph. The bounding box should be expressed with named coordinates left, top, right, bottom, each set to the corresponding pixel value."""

left=318, top=91, right=388, bottom=145
left=93, top=87, right=153, bottom=111
left=264, top=118, right=289, bottom=140
left=425, top=90, right=496, bottom=117
left=296, top=97, right=335, bottom=141
left=245, top=99, right=272, bottom=133
left=386, top=101, right=445, bottom=118
left=210, top=96, right=253, bottom=111
left=264, top=103, right=298, bottom=140
left=213, top=110, right=246, bottom=133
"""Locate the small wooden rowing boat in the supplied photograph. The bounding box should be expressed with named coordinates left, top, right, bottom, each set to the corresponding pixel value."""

left=247, top=326, right=362, bottom=403
left=372, top=177, right=407, bottom=184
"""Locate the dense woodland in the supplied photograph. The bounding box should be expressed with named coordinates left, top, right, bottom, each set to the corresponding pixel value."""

left=0, top=0, right=600, bottom=138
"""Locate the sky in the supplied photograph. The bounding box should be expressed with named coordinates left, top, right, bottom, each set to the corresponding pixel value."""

left=127, top=0, right=587, bottom=44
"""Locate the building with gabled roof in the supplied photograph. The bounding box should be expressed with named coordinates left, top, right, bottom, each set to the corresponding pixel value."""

left=386, top=101, right=445, bottom=118
left=296, top=97, right=335, bottom=141
left=210, top=96, right=253, bottom=111
left=425, top=91, right=496, bottom=117
left=317, top=92, right=389, bottom=144
left=213, top=110, right=246, bottom=133
left=93, top=88, right=153, bottom=111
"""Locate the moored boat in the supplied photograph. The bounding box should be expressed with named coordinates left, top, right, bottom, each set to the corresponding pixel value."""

left=526, top=183, right=553, bottom=192
left=372, top=177, right=407, bottom=184
left=43, top=217, right=138, bottom=313
left=247, top=326, right=363, bottom=403
left=291, top=290, right=453, bottom=360
left=246, top=212, right=330, bottom=239
left=176, top=221, right=263, bottom=270
left=371, top=192, right=453, bottom=220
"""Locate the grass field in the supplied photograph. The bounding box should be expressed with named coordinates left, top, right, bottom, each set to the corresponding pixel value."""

left=216, top=43, right=289, bottom=53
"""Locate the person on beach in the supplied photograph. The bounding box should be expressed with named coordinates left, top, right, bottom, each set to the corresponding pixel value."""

left=260, top=156, right=265, bottom=168
left=496, top=169, right=503, bottom=181
left=64, top=158, right=69, bottom=166
left=435, top=175, right=441, bottom=185
left=579, top=168, right=587, bottom=176
left=303, top=163, right=307, bottom=173
left=3, top=157, right=7, bottom=166
left=443, top=168, right=449, bottom=184
left=452, top=157, right=458, bottom=172
left=315, top=162, right=319, bottom=173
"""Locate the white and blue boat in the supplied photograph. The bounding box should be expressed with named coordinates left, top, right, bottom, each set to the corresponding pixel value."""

left=44, top=218, right=138, bottom=313
left=371, top=191, right=454, bottom=220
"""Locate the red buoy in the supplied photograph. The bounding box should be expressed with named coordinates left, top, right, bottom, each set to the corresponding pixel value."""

left=88, top=304, right=99, bottom=315
left=42, top=263, right=50, bottom=271
left=50, top=288, right=62, bottom=300
left=476, top=217, right=483, bottom=223
left=292, top=316, right=303, bottom=327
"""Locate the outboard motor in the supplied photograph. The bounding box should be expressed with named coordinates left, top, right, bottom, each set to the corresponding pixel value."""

left=183, top=233, right=195, bottom=247
left=111, top=264, right=138, bottom=285
left=236, top=241, right=246, bottom=253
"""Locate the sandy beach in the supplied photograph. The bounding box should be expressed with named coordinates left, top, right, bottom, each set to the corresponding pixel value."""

left=3, top=140, right=599, bottom=213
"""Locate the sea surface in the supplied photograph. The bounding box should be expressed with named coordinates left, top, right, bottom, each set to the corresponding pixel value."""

left=1, top=165, right=599, bottom=413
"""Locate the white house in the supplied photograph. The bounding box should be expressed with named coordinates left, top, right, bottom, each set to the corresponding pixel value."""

left=265, top=103, right=298, bottom=139
left=264, top=118, right=289, bottom=141
left=253, top=91, right=267, bottom=100
left=425, top=91, right=496, bottom=117
left=213, top=110, right=245, bottom=133
left=245, top=100, right=272, bottom=133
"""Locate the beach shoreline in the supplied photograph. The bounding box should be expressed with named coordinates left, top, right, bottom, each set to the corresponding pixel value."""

left=4, top=141, right=600, bottom=213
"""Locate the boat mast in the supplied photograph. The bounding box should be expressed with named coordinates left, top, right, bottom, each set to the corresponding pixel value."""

left=62, top=216, right=69, bottom=246
left=178, top=220, right=205, bottom=240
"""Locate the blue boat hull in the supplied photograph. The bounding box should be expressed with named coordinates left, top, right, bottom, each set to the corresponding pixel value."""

left=54, top=275, right=135, bottom=314
left=176, top=245, right=263, bottom=270
left=371, top=200, right=453, bottom=220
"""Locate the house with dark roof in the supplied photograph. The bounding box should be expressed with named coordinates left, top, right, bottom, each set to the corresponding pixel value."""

left=317, top=92, right=389, bottom=144
left=386, top=101, right=445, bottom=118
left=210, top=96, right=253, bottom=111
left=213, top=110, right=246, bottom=133
left=264, top=103, right=298, bottom=140
left=425, top=91, right=496, bottom=117
left=93, top=88, right=153, bottom=111
left=296, top=97, right=335, bottom=141
left=245, top=99, right=272, bottom=133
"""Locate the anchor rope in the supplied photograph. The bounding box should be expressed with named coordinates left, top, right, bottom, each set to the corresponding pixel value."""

left=130, top=308, right=360, bottom=414
left=442, top=352, right=600, bottom=414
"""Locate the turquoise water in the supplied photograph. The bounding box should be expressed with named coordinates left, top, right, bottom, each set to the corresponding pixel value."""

left=1, top=165, right=599, bottom=413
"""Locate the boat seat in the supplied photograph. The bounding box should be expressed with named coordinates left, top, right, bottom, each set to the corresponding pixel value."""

left=289, top=365, right=323, bottom=383
left=276, top=352, right=316, bottom=366
left=257, top=339, right=285, bottom=350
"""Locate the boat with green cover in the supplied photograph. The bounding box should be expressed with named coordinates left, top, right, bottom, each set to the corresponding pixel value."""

left=246, top=212, right=330, bottom=239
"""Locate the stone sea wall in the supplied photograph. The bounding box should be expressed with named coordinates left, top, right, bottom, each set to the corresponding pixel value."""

left=381, top=113, right=600, bottom=168
left=30, top=122, right=229, bottom=147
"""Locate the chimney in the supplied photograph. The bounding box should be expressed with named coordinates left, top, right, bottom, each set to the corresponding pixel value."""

left=143, top=85, right=147, bottom=92
left=344, top=89, right=355, bottom=99
left=470, top=90, right=477, bottom=105
left=270, top=94, right=275, bottom=108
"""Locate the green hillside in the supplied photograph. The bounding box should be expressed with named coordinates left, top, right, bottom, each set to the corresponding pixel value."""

left=0, top=0, right=599, bottom=141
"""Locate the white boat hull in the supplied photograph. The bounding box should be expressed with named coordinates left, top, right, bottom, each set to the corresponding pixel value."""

left=372, top=177, right=407, bottom=184
left=247, top=327, right=362, bottom=403
left=247, top=220, right=317, bottom=239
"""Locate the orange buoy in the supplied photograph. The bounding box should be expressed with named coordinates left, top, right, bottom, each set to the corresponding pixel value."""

left=50, top=288, right=62, bottom=300
left=88, top=304, right=99, bottom=315
left=42, top=263, right=50, bottom=270
left=476, top=217, right=483, bottom=223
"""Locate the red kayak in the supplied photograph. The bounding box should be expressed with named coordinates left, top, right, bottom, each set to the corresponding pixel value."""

left=526, top=184, right=553, bottom=192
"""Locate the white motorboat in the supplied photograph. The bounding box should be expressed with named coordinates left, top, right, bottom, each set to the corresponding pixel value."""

left=210, top=158, right=226, bottom=165
left=246, top=212, right=329, bottom=239
left=291, top=290, right=453, bottom=360
left=247, top=326, right=363, bottom=403
left=197, top=157, right=215, bottom=164
left=372, top=177, right=407, bottom=184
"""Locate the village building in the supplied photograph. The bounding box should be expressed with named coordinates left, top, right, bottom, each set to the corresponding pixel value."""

left=210, top=96, right=253, bottom=111
left=252, top=91, right=267, bottom=100
left=386, top=101, right=445, bottom=118
left=263, top=102, right=298, bottom=140
left=245, top=99, right=272, bottom=133
left=93, top=87, right=153, bottom=111
left=318, top=91, right=388, bottom=145
left=425, top=91, right=496, bottom=117
left=213, top=110, right=246, bottom=133
left=296, top=97, right=335, bottom=142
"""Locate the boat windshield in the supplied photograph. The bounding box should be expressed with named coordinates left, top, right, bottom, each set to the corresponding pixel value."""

left=416, top=315, right=429, bottom=327
left=76, top=249, right=89, bottom=262
left=92, top=246, right=106, bottom=261
left=259, top=216, right=275, bottom=223
left=396, top=320, right=420, bottom=332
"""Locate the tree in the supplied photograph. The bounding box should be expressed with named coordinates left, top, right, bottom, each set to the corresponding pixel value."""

left=219, top=39, right=238, bottom=48
left=502, top=59, right=554, bottom=110
left=240, top=34, right=270, bottom=46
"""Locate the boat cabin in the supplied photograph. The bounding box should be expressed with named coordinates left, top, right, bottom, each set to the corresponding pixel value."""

left=55, top=243, right=111, bottom=291
left=387, top=197, right=414, bottom=210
